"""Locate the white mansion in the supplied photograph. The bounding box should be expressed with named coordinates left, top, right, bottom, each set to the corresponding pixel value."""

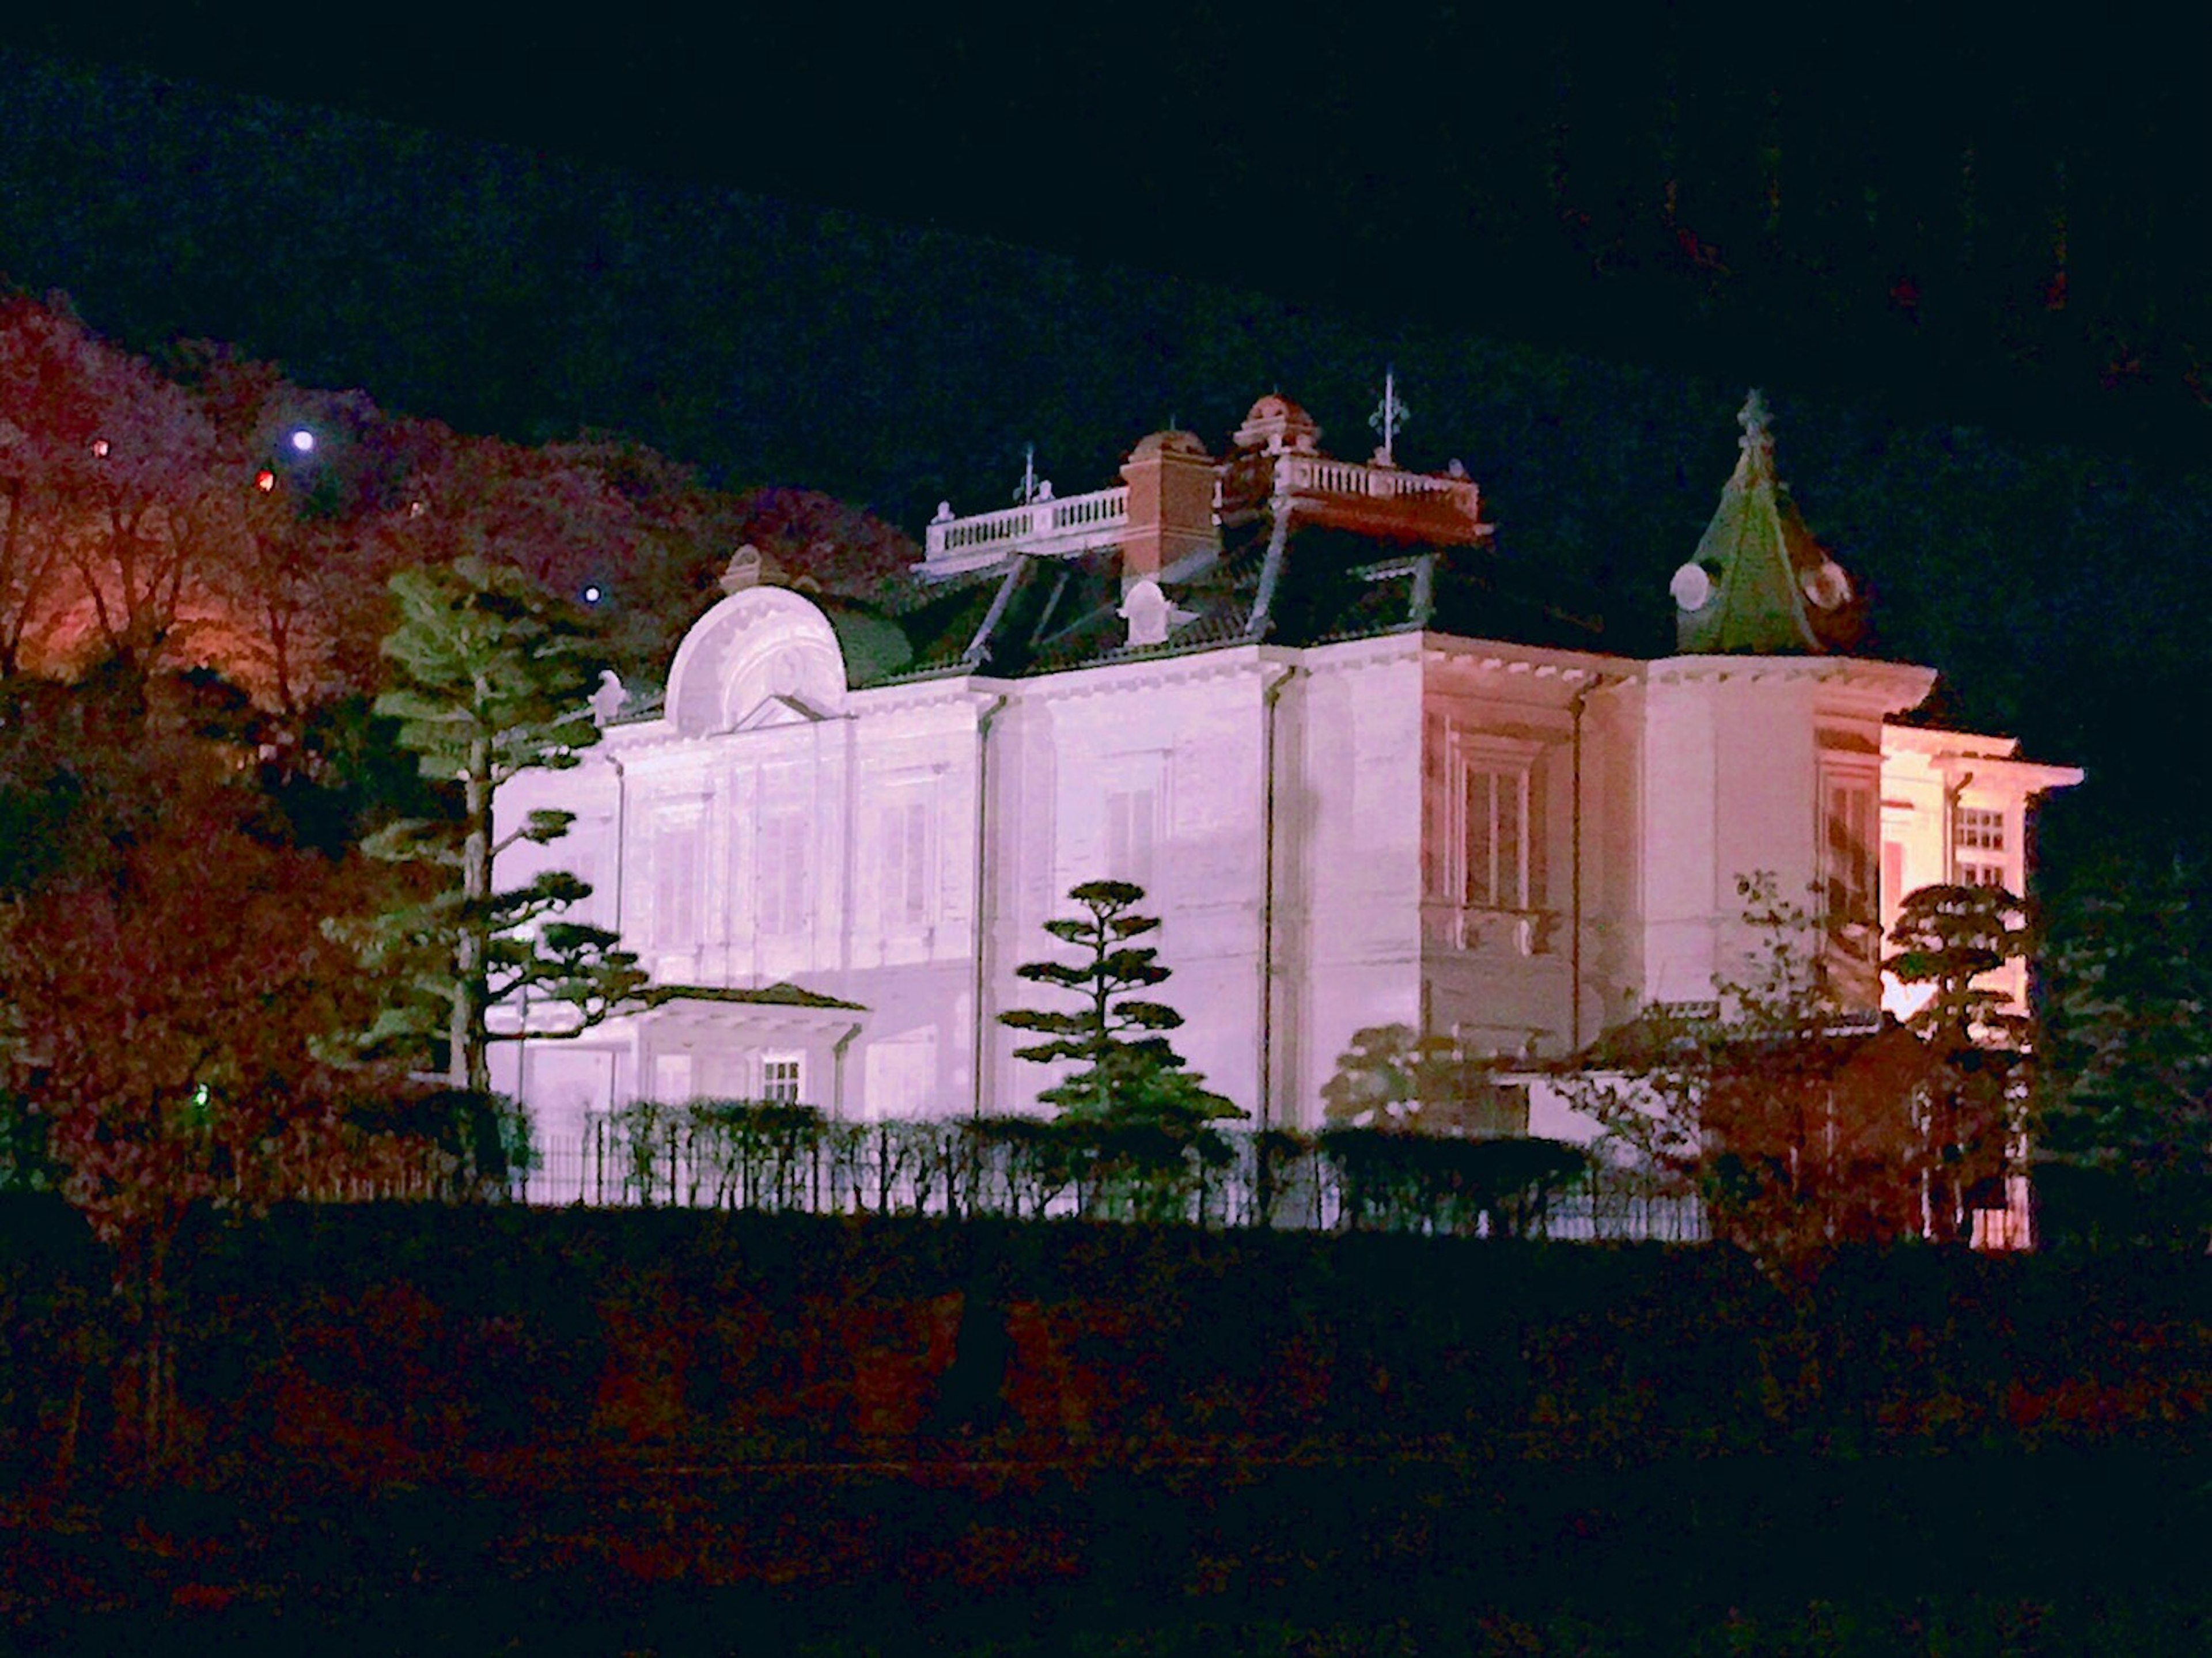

left=491, top=391, right=2079, bottom=1162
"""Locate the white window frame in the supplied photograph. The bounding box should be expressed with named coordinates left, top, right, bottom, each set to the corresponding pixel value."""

left=755, top=808, right=810, bottom=937
left=760, top=1053, right=804, bottom=1105
left=878, top=792, right=935, bottom=932
left=1096, top=752, right=1168, bottom=894
left=1821, top=770, right=1879, bottom=932
left=1440, top=733, right=1539, bottom=914
left=1956, top=806, right=2006, bottom=852
left=652, top=812, right=704, bottom=951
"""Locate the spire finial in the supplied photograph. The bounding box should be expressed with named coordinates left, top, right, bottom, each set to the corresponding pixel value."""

left=1014, top=443, right=1051, bottom=506
left=1369, top=366, right=1410, bottom=466
left=1737, top=389, right=1774, bottom=464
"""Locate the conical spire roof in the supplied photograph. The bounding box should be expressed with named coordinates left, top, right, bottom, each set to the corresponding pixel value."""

left=1671, top=391, right=1859, bottom=654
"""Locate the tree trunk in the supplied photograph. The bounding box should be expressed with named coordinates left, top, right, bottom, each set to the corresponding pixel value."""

left=456, top=743, right=493, bottom=1092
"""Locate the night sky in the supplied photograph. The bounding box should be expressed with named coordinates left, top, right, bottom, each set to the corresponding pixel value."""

left=0, top=14, right=2206, bottom=883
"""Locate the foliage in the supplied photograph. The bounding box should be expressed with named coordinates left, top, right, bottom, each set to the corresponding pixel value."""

left=1885, top=881, right=2036, bottom=1245
left=2036, top=854, right=2212, bottom=1249
left=1887, top=882, right=2033, bottom=1048
left=1320, top=1023, right=1528, bottom=1135
left=0, top=761, right=421, bottom=1470
left=1319, top=1128, right=1588, bottom=1236
left=999, top=880, right=1241, bottom=1135
left=1568, top=873, right=1936, bottom=1261
left=334, top=557, right=653, bottom=1091
left=0, top=1091, right=55, bottom=1193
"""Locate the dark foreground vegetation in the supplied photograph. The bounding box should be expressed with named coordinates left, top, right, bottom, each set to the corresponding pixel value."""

left=6, top=1198, right=2212, bottom=1651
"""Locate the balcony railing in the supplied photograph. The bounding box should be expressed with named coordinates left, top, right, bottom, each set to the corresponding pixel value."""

left=1273, top=453, right=1480, bottom=519
left=917, top=452, right=1484, bottom=578
left=922, top=484, right=1131, bottom=574
left=1421, top=902, right=1554, bottom=957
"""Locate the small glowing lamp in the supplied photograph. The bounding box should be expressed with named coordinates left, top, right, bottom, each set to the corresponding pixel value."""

left=90, top=437, right=109, bottom=458
left=1669, top=561, right=1714, bottom=611
left=255, top=469, right=276, bottom=492
left=290, top=429, right=315, bottom=453
left=582, top=583, right=604, bottom=605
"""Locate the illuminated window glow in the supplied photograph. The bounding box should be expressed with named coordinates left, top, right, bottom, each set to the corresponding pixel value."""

left=1957, top=807, right=2005, bottom=851
left=1824, top=777, right=1878, bottom=928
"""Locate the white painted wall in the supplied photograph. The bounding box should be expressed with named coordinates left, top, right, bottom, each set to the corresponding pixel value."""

left=492, top=586, right=2069, bottom=1141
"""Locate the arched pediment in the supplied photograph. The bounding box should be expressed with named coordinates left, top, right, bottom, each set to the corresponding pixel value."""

left=663, top=586, right=849, bottom=737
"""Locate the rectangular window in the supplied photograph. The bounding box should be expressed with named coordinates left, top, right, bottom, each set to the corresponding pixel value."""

left=879, top=798, right=931, bottom=929
left=756, top=811, right=809, bottom=936
left=653, top=829, right=699, bottom=950
left=1105, top=787, right=1157, bottom=889
left=1461, top=766, right=1527, bottom=910
left=1957, top=807, right=2005, bottom=851
left=1961, top=860, right=2009, bottom=889
left=761, top=1056, right=802, bottom=1104
left=1824, top=778, right=1877, bottom=928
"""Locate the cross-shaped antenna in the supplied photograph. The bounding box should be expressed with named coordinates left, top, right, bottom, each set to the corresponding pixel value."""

left=1369, top=367, right=1410, bottom=465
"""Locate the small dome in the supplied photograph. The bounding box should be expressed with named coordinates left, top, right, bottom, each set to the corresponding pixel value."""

left=1233, top=393, right=1322, bottom=454
left=1127, top=428, right=1211, bottom=462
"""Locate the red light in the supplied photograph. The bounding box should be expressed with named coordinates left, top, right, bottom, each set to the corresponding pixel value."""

left=255, top=470, right=276, bottom=492
left=89, top=438, right=109, bottom=458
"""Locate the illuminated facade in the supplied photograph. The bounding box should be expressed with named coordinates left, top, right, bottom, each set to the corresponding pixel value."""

left=493, top=392, right=2078, bottom=1228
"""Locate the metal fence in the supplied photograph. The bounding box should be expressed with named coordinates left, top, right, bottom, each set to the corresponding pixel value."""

left=503, top=1104, right=1707, bottom=1243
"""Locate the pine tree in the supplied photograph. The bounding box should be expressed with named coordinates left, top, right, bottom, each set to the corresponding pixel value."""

left=2037, top=855, right=2212, bottom=1247
left=999, top=879, right=1239, bottom=1133
left=334, top=556, right=652, bottom=1091
left=1885, top=881, right=2034, bottom=1244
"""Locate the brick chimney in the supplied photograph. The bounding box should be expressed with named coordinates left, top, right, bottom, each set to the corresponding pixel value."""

left=1118, top=430, right=1218, bottom=587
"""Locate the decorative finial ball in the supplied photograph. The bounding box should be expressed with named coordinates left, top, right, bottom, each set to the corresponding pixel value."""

left=1670, top=561, right=1714, bottom=612
left=1801, top=561, right=1851, bottom=610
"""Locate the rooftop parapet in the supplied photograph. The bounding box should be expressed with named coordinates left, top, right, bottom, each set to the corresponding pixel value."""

left=917, top=390, right=1488, bottom=578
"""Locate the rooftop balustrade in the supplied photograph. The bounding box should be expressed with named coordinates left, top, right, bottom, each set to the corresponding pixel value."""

left=918, top=452, right=1485, bottom=576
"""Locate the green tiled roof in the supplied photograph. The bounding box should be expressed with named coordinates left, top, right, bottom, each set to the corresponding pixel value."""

left=871, top=510, right=1605, bottom=678
left=620, top=499, right=1611, bottom=712
left=1675, top=391, right=1862, bottom=655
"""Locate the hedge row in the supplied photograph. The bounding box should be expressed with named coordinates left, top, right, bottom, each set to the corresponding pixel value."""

left=6, top=1197, right=2212, bottom=1493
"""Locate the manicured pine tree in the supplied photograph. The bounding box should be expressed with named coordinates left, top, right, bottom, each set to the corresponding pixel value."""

left=999, top=879, right=1239, bottom=1133
left=336, top=555, right=652, bottom=1092
left=1885, top=880, right=2035, bottom=1243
